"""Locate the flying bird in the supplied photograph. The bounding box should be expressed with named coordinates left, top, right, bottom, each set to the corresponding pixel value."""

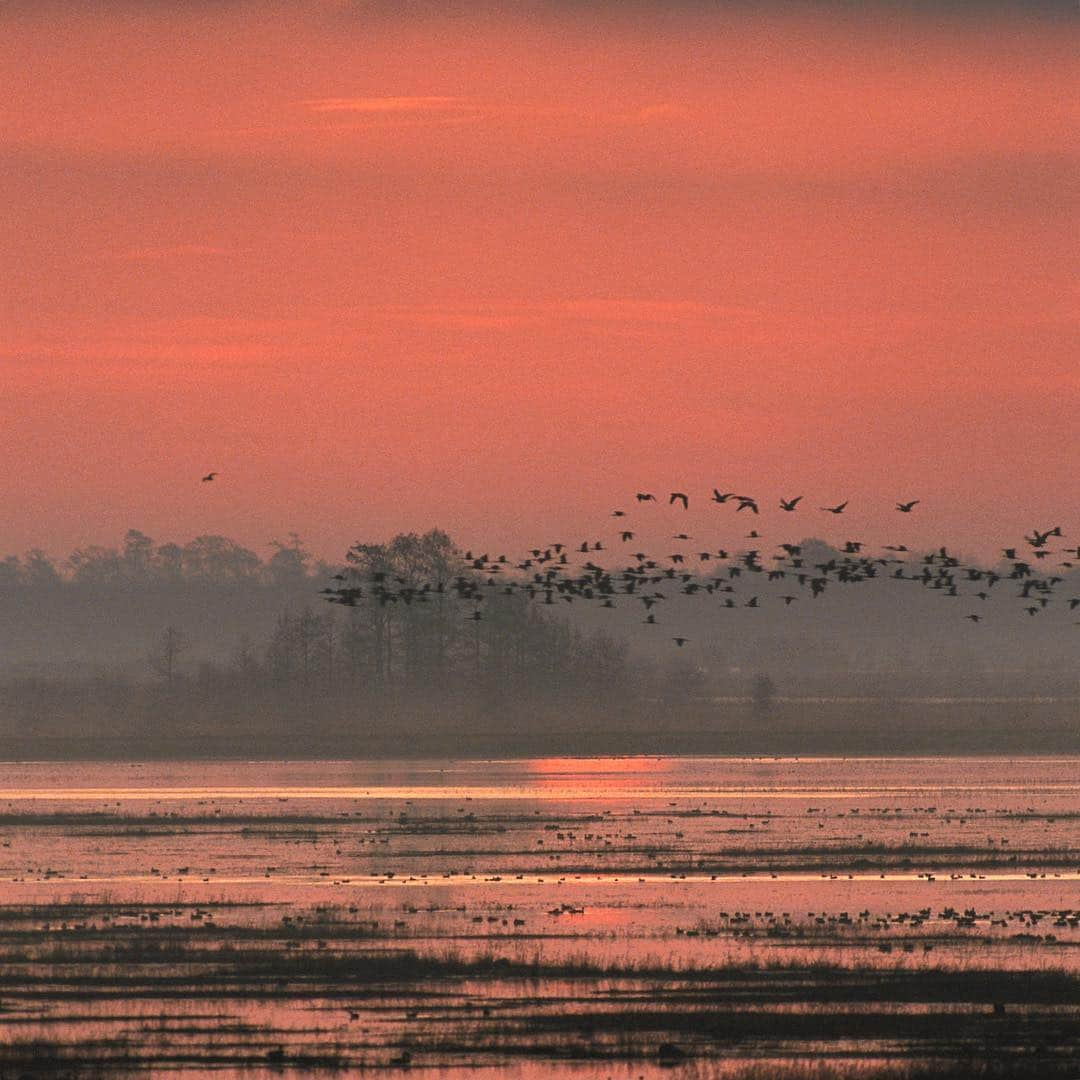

left=201, top=472, right=218, bottom=482
left=670, top=492, right=689, bottom=509
left=896, top=500, right=920, bottom=513
left=821, top=501, right=849, bottom=514
left=779, top=496, right=803, bottom=511
left=1026, top=527, right=1062, bottom=548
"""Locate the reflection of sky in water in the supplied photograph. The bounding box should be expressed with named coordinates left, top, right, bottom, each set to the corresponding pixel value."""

left=0, top=756, right=1076, bottom=1072
left=0, top=757, right=1076, bottom=898
left=0, top=756, right=1077, bottom=800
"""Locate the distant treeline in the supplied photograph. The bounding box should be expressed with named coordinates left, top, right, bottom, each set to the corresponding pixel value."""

left=0, top=530, right=333, bottom=677
left=0, top=527, right=1077, bottom=757
left=0, top=529, right=646, bottom=745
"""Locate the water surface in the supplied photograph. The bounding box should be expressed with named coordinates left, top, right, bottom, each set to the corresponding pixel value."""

left=0, top=756, right=1076, bottom=1076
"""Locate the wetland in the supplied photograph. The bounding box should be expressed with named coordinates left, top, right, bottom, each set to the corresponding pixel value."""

left=0, top=756, right=1076, bottom=1077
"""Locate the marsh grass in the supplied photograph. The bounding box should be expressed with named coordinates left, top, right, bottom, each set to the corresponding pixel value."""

left=0, top=913, right=1077, bottom=1076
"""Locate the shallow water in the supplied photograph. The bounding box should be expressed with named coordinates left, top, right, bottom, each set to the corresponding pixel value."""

left=0, top=756, right=1076, bottom=1076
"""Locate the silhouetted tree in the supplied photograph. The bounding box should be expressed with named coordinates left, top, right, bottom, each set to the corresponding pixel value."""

left=149, top=625, right=188, bottom=689
left=751, top=673, right=776, bottom=720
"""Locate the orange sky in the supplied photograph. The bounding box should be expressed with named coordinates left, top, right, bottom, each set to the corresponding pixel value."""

left=2, top=2, right=1078, bottom=563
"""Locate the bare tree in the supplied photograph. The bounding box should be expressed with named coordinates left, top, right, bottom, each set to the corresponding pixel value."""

left=751, top=673, right=777, bottom=721
left=149, top=625, right=188, bottom=689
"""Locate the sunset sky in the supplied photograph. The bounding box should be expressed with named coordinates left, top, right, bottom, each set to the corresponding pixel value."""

left=3, top=1, right=1078, bottom=564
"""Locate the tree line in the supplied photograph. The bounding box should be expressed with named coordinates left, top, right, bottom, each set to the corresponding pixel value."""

left=0, top=526, right=1075, bottom=758
left=0, top=529, right=647, bottom=747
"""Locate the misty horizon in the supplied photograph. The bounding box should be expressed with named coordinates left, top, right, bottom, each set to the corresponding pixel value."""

left=4, top=3, right=1078, bottom=1074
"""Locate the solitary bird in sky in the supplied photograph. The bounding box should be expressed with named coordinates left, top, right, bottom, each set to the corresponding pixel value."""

left=672, top=637, right=689, bottom=647
left=670, top=492, right=689, bottom=509
left=201, top=471, right=218, bottom=482
left=896, top=500, right=920, bottom=513
left=821, top=501, right=849, bottom=514
left=779, top=496, right=803, bottom=511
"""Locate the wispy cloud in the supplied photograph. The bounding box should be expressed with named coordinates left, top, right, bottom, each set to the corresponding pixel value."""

left=357, top=298, right=762, bottom=331
left=108, top=245, right=233, bottom=262
left=298, top=96, right=491, bottom=126
left=297, top=96, right=687, bottom=128
left=0, top=316, right=313, bottom=371
left=300, top=96, right=471, bottom=114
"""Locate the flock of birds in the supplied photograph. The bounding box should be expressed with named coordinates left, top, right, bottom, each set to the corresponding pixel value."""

left=294, top=486, right=1080, bottom=646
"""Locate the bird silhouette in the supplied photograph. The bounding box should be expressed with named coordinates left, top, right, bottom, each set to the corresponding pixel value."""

left=821, top=501, right=849, bottom=514
left=896, top=500, right=920, bottom=513
left=672, top=637, right=689, bottom=647
left=635, top=493, right=655, bottom=502
left=779, top=496, right=803, bottom=511
left=1027, top=527, right=1062, bottom=548
left=670, top=492, right=689, bottom=509
left=201, top=472, right=218, bottom=482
